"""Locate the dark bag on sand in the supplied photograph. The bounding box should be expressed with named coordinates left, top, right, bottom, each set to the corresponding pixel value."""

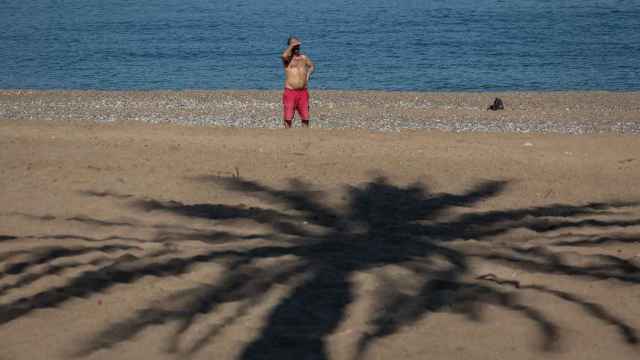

left=488, top=98, right=504, bottom=111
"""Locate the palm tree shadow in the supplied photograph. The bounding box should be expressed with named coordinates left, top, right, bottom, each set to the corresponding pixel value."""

left=229, top=177, right=558, bottom=359
left=1, top=175, right=639, bottom=359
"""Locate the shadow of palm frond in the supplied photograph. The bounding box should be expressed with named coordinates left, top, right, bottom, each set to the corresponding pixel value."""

left=1, top=176, right=639, bottom=359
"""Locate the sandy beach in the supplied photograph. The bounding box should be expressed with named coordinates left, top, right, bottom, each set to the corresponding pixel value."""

left=1, top=91, right=640, bottom=360
left=2, top=90, right=640, bottom=133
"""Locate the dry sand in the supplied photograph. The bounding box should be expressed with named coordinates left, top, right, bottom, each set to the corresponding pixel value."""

left=2, top=90, right=640, bottom=133
left=1, top=92, right=640, bottom=360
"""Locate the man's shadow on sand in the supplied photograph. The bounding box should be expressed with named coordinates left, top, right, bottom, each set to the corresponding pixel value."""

left=1, top=175, right=640, bottom=359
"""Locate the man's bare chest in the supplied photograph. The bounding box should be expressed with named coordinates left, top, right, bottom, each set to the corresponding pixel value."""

left=287, top=56, right=307, bottom=70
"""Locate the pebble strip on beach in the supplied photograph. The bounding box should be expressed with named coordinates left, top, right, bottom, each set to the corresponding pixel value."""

left=1, top=90, right=639, bottom=134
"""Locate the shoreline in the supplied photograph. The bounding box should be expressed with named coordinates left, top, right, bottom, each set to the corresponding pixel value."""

left=1, top=90, right=639, bottom=134
left=4, top=88, right=640, bottom=93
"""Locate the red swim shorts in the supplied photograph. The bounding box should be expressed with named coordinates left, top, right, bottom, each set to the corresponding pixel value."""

left=282, top=88, right=309, bottom=126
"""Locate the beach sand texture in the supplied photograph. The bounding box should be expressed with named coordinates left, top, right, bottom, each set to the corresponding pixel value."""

left=2, top=90, right=640, bottom=133
left=1, top=92, right=640, bottom=359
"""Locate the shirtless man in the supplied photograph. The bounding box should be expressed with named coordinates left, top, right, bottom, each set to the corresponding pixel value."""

left=281, top=36, right=315, bottom=128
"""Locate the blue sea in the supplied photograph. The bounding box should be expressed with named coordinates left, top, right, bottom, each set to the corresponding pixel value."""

left=1, top=0, right=639, bottom=91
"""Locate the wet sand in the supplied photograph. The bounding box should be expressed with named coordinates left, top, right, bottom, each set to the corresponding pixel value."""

left=1, top=93, right=640, bottom=359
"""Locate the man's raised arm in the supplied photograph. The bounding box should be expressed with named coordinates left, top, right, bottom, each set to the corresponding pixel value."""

left=281, top=39, right=301, bottom=65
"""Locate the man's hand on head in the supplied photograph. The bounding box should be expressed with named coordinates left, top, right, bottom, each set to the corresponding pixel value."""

left=290, top=39, right=301, bottom=48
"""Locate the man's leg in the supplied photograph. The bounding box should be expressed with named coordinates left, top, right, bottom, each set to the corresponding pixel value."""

left=282, top=89, right=295, bottom=128
left=298, top=89, right=310, bottom=127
